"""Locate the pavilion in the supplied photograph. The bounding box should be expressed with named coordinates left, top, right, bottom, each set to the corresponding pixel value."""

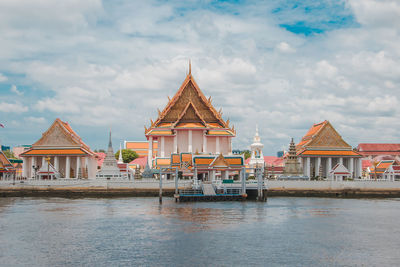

left=296, top=120, right=362, bottom=179
left=20, top=119, right=97, bottom=179
left=0, top=150, right=16, bottom=180
left=145, top=63, right=244, bottom=180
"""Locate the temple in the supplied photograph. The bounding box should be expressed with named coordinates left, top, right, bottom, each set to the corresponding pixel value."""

left=248, top=126, right=264, bottom=173
left=145, top=63, right=243, bottom=180
left=0, top=150, right=16, bottom=180
left=297, top=120, right=362, bottom=179
left=96, top=131, right=127, bottom=179
left=20, top=119, right=97, bottom=179
left=282, top=138, right=303, bottom=177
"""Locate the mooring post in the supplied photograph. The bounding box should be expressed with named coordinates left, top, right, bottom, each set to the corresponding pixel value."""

left=241, top=167, right=246, bottom=196
left=159, top=169, right=163, bottom=204
left=257, top=167, right=263, bottom=201
left=175, top=167, right=179, bottom=195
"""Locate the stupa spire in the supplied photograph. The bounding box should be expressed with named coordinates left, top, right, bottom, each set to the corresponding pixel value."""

left=118, top=142, right=123, bottom=164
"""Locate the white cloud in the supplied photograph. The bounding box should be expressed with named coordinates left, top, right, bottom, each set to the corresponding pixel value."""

left=0, top=102, right=28, bottom=113
left=0, top=73, right=7, bottom=82
left=10, top=84, right=22, bottom=95
left=0, top=0, right=399, bottom=153
left=276, top=42, right=296, bottom=53
left=24, top=116, right=46, bottom=124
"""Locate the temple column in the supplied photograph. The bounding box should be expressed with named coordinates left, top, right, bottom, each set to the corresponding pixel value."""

left=349, top=158, right=354, bottom=178
left=216, top=137, right=220, bottom=154
left=355, top=158, right=362, bottom=178
left=54, top=156, right=59, bottom=173
left=66, top=156, right=70, bottom=179
left=306, top=157, right=311, bottom=178
left=339, top=157, right=343, bottom=165
left=188, top=130, right=192, bottom=153
left=32, top=157, right=37, bottom=179
left=148, top=136, right=153, bottom=167
left=327, top=157, right=332, bottom=180
left=160, top=136, right=165, bottom=157
left=85, top=157, right=89, bottom=178
left=76, top=157, right=81, bottom=179
left=202, top=130, right=207, bottom=153
left=22, top=157, right=28, bottom=178
left=42, top=156, right=46, bottom=167
left=173, top=133, right=178, bottom=153
left=316, top=157, right=321, bottom=178
left=228, top=137, right=232, bottom=155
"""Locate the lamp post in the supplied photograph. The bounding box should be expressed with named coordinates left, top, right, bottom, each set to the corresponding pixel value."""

left=32, top=165, right=40, bottom=180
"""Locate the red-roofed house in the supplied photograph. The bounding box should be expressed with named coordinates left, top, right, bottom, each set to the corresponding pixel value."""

left=357, top=143, right=400, bottom=159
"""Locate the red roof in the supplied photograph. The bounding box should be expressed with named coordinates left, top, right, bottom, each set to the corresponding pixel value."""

left=95, top=152, right=106, bottom=167
left=357, top=143, right=400, bottom=152
left=245, top=156, right=284, bottom=166
left=393, top=166, right=400, bottom=171
left=129, top=156, right=147, bottom=168
left=362, top=159, right=372, bottom=169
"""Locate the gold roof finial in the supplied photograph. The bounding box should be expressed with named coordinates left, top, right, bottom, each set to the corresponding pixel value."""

left=189, top=59, right=191, bottom=75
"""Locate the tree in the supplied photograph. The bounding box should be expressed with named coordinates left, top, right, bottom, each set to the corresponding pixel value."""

left=242, top=150, right=251, bottom=160
left=94, top=149, right=105, bottom=153
left=115, top=149, right=139, bottom=163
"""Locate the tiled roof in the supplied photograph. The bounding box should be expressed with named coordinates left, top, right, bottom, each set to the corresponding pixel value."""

left=23, top=149, right=89, bottom=156
left=299, top=150, right=361, bottom=157
left=357, top=143, right=400, bottom=152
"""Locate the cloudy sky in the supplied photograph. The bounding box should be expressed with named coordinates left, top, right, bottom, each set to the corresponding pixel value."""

left=0, top=0, right=399, bottom=155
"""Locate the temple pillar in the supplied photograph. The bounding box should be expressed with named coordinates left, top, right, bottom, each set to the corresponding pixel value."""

left=355, top=158, right=362, bottom=178
left=160, top=136, right=165, bottom=157
left=306, top=157, right=311, bottom=178
left=327, top=157, right=332, bottom=180
left=173, top=133, right=177, bottom=153
left=66, top=156, right=70, bottom=179
left=316, top=157, right=321, bottom=178
left=42, top=156, right=46, bottom=167
left=148, top=136, right=153, bottom=167
left=54, top=156, right=59, bottom=173
left=32, top=157, right=37, bottom=179
left=349, top=158, right=354, bottom=178
left=216, top=137, right=220, bottom=154
left=188, top=130, right=192, bottom=153
left=76, top=157, right=81, bottom=179
left=339, top=157, right=343, bottom=165
left=22, top=157, right=28, bottom=178
left=85, top=157, right=89, bottom=178
left=202, top=130, right=207, bottom=153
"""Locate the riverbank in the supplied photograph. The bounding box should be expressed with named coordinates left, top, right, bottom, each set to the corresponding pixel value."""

left=1, top=179, right=399, bottom=198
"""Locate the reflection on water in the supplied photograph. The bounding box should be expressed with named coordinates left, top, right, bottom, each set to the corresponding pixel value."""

left=0, top=197, right=399, bottom=266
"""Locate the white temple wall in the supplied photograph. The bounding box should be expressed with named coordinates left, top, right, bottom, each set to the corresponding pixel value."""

left=163, top=136, right=174, bottom=157
left=207, top=137, right=216, bottom=154
left=192, top=130, right=203, bottom=154
left=220, top=137, right=229, bottom=154
left=177, top=130, right=188, bottom=153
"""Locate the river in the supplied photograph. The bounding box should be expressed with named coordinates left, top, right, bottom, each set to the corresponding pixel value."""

left=0, top=197, right=399, bottom=266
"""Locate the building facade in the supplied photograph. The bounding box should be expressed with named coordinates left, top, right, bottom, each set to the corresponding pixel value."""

left=297, top=120, right=362, bottom=179
left=20, top=119, right=97, bottom=179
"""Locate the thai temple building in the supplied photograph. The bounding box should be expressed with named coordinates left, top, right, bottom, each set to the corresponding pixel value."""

left=296, top=120, right=362, bottom=179
left=144, top=63, right=244, bottom=180
left=125, top=140, right=158, bottom=158
left=20, top=119, right=97, bottom=179
left=248, top=126, right=264, bottom=172
left=0, top=150, right=16, bottom=180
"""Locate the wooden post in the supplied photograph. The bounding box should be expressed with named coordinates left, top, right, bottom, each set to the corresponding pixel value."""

left=159, top=169, right=163, bottom=204
left=175, top=167, right=179, bottom=195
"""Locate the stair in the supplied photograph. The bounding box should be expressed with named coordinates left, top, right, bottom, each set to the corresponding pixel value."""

left=202, top=183, right=216, bottom=196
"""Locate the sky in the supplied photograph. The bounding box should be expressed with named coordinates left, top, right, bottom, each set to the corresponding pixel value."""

left=0, top=0, right=399, bottom=155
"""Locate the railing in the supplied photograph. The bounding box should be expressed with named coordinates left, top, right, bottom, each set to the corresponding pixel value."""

left=179, top=189, right=203, bottom=195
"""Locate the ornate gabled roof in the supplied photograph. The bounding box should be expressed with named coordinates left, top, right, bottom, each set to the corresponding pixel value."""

left=21, top=118, right=95, bottom=157
left=145, top=67, right=235, bottom=136
left=296, top=120, right=352, bottom=153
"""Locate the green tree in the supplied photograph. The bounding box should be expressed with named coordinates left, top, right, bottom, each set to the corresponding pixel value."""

left=94, top=149, right=106, bottom=153
left=115, top=149, right=139, bottom=163
left=242, top=150, right=251, bottom=160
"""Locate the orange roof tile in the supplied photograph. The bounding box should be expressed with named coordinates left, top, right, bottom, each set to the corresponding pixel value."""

left=194, top=158, right=214, bottom=165
left=23, top=149, right=88, bottom=156
left=207, top=130, right=233, bottom=136
left=147, top=130, right=173, bottom=136
left=300, top=150, right=361, bottom=156
left=175, top=122, right=205, bottom=128
left=155, top=158, right=171, bottom=166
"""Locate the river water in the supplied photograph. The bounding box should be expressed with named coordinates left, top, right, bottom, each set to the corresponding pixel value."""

left=0, top=197, right=399, bottom=266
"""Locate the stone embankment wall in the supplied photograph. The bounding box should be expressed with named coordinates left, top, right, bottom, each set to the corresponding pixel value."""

left=267, top=180, right=400, bottom=197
